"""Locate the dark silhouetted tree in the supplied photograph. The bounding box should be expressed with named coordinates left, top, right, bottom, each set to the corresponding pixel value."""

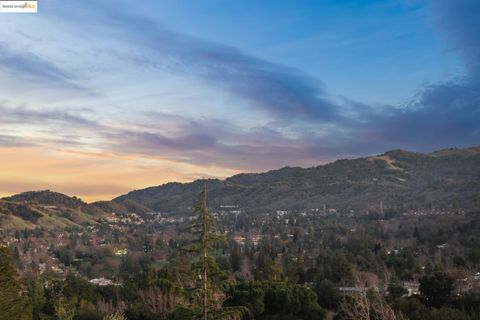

left=419, top=271, right=454, bottom=307
left=0, top=244, right=32, bottom=320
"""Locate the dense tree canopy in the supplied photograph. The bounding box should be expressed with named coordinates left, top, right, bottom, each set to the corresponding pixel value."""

left=419, top=271, right=455, bottom=307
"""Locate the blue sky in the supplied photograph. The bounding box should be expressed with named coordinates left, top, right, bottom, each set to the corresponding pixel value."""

left=0, top=0, right=478, bottom=200
left=139, top=0, right=463, bottom=105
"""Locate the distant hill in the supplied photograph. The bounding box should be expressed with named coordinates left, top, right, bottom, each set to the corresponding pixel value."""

left=114, top=146, right=480, bottom=214
left=1, top=146, right=479, bottom=229
left=4, top=190, right=86, bottom=208
left=0, top=190, right=148, bottom=230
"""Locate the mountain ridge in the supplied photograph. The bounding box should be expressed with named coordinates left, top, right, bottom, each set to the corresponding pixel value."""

left=113, top=146, right=480, bottom=213
left=1, top=146, right=479, bottom=228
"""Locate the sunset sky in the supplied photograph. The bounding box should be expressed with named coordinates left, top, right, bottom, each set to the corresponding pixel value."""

left=0, top=0, right=479, bottom=202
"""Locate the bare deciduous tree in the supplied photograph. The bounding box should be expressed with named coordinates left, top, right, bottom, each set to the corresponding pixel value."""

left=338, top=292, right=406, bottom=320
left=138, top=286, right=183, bottom=315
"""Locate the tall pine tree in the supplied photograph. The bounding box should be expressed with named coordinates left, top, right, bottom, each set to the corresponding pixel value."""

left=0, top=243, right=32, bottom=320
left=175, top=185, right=247, bottom=320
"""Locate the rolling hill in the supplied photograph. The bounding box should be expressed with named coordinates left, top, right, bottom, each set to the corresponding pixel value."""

left=0, top=190, right=149, bottom=230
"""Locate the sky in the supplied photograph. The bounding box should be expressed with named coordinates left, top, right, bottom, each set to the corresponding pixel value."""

left=0, top=0, right=479, bottom=202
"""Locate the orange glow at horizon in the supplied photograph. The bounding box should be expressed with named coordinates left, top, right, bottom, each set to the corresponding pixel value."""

left=0, top=147, right=240, bottom=202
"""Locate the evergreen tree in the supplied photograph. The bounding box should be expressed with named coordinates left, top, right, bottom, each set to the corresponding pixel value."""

left=387, top=279, right=408, bottom=301
left=419, top=271, right=454, bottom=307
left=176, top=185, right=247, bottom=319
left=230, top=242, right=242, bottom=273
left=29, top=277, right=47, bottom=320
left=53, top=293, right=75, bottom=320
left=0, top=244, right=32, bottom=320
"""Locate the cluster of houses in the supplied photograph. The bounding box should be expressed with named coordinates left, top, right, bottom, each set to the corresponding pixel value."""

left=335, top=281, right=419, bottom=297
left=335, top=273, right=480, bottom=298
left=89, top=277, right=120, bottom=286
left=455, top=272, right=480, bottom=295
left=105, top=212, right=144, bottom=225
left=405, top=208, right=465, bottom=216
left=232, top=233, right=264, bottom=247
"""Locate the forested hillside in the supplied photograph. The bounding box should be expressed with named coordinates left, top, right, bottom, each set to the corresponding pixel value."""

left=115, top=147, right=480, bottom=213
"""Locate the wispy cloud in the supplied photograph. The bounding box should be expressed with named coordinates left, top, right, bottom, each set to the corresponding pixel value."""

left=60, top=3, right=343, bottom=124
left=0, top=104, right=97, bottom=127
left=0, top=42, right=85, bottom=92
left=0, top=102, right=332, bottom=170
left=0, top=135, right=33, bottom=147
